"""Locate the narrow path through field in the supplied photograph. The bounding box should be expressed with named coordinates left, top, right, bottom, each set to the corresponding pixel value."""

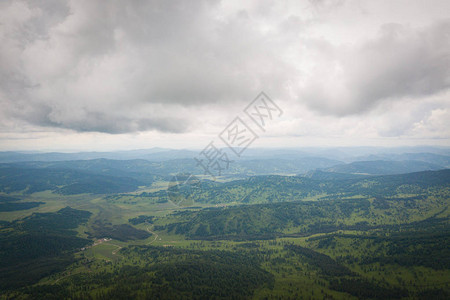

left=146, top=222, right=159, bottom=245
left=110, top=243, right=123, bottom=256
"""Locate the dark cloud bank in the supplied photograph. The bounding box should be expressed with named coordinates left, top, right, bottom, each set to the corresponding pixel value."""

left=0, top=0, right=449, bottom=136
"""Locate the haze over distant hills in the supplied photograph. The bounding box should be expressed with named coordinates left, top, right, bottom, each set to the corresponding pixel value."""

left=324, top=160, right=445, bottom=175
left=0, top=147, right=448, bottom=198
left=1, top=146, right=450, bottom=160
left=0, top=147, right=448, bottom=176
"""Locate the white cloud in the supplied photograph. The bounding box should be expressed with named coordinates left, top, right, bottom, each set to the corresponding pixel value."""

left=0, top=0, right=449, bottom=150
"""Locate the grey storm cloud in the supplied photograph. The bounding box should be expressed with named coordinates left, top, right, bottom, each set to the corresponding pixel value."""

left=0, top=0, right=449, bottom=134
left=0, top=0, right=295, bottom=133
left=300, top=20, right=450, bottom=115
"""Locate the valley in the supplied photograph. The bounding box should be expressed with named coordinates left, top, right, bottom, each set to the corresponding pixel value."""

left=0, top=151, right=449, bottom=299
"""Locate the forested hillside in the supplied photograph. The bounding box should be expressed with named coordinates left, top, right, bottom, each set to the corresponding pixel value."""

left=0, top=162, right=448, bottom=299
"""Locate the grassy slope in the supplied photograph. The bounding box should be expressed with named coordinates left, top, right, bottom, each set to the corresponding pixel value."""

left=0, top=169, right=449, bottom=299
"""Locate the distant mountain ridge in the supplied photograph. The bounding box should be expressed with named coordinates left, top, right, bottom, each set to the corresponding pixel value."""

left=324, top=160, right=446, bottom=175
left=0, top=148, right=195, bottom=163
left=0, top=149, right=449, bottom=185
left=0, top=156, right=343, bottom=179
left=353, top=153, right=450, bottom=167
left=1, top=147, right=449, bottom=164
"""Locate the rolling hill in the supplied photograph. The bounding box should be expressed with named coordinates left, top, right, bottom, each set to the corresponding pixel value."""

left=324, top=160, right=445, bottom=175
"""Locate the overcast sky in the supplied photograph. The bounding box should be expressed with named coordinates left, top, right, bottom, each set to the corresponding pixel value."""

left=1, top=0, right=449, bottom=151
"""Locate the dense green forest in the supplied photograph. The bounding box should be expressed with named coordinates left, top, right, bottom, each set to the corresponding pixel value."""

left=144, top=169, right=450, bottom=205
left=0, top=162, right=449, bottom=299
left=0, top=207, right=92, bottom=290
left=88, top=221, right=151, bottom=241
left=0, top=166, right=144, bottom=195
left=1, top=158, right=447, bottom=200
left=0, top=195, right=44, bottom=212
